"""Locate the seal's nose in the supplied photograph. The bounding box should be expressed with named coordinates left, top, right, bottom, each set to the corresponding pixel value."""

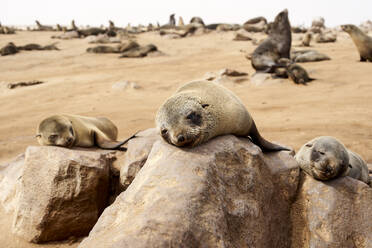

left=177, top=135, right=185, bottom=143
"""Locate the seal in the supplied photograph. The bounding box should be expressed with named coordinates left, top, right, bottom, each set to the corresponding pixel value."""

left=36, top=114, right=136, bottom=149
left=286, top=63, right=314, bottom=84
left=348, top=150, right=370, bottom=185
left=301, top=32, right=312, bottom=47
left=155, top=80, right=289, bottom=152
left=251, top=9, right=291, bottom=73
left=169, top=14, right=176, bottom=27
left=295, top=136, right=370, bottom=184
left=341, top=24, right=372, bottom=62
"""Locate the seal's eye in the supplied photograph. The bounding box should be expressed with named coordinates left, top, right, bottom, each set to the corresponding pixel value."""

left=319, top=151, right=325, bottom=155
left=305, top=143, right=312, bottom=148
left=48, top=134, right=58, bottom=142
left=186, top=112, right=202, bottom=126
left=69, top=126, right=74, bottom=135
left=161, top=129, right=168, bottom=135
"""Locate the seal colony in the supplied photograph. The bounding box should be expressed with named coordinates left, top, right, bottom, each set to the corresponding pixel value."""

left=36, top=114, right=136, bottom=150
left=156, top=80, right=289, bottom=152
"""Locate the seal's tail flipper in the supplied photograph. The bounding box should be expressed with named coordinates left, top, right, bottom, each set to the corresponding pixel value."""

left=249, top=120, right=291, bottom=152
left=95, top=131, right=140, bottom=150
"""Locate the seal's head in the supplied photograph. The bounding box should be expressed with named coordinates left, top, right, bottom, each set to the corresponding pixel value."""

left=341, top=24, right=357, bottom=34
left=269, top=9, right=290, bottom=35
left=36, top=115, right=75, bottom=148
left=295, top=136, right=349, bottom=181
left=155, top=94, right=211, bottom=147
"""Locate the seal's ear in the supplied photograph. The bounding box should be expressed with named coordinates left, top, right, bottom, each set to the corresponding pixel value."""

left=201, top=104, right=209, bottom=108
left=35, top=134, right=41, bottom=138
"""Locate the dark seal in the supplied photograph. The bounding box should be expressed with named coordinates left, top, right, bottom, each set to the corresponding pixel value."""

left=251, top=9, right=291, bottom=73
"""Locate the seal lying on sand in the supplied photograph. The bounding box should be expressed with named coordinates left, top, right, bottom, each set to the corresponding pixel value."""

left=251, top=9, right=291, bottom=73
left=36, top=114, right=136, bottom=150
left=156, top=80, right=289, bottom=152
left=17, top=43, right=59, bottom=51
left=286, top=63, right=314, bottom=84
left=295, top=136, right=370, bottom=184
left=341, top=24, right=372, bottom=62
left=0, top=42, right=18, bottom=56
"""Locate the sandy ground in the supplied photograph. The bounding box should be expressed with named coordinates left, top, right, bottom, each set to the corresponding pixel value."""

left=0, top=30, right=371, bottom=246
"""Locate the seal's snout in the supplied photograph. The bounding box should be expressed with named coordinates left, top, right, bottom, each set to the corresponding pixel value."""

left=177, top=134, right=185, bottom=143
left=65, top=136, right=74, bottom=147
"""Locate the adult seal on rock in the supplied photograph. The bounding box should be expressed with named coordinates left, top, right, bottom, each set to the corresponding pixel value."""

left=36, top=114, right=136, bottom=149
left=341, top=24, right=372, bottom=62
left=155, top=80, right=289, bottom=152
left=295, top=136, right=370, bottom=184
left=251, top=9, right=291, bottom=73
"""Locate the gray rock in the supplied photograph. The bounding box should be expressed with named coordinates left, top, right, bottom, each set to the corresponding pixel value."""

left=250, top=73, right=286, bottom=86
left=79, top=135, right=299, bottom=248
left=291, top=172, right=372, bottom=247
left=0, top=154, right=24, bottom=213
left=111, top=81, right=141, bottom=91
left=12, top=146, right=111, bottom=243
left=120, top=128, right=160, bottom=190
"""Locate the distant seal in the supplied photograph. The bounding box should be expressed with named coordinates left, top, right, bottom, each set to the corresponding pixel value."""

left=178, top=17, right=185, bottom=27
left=36, top=114, right=136, bottom=149
left=35, top=20, right=53, bottom=31
left=86, top=45, right=120, bottom=53
left=301, top=32, right=312, bottom=47
left=295, top=136, right=370, bottom=184
left=341, top=24, right=372, bottom=62
left=286, top=63, right=314, bottom=84
left=169, top=14, right=176, bottom=27
left=190, top=17, right=205, bottom=26
left=155, top=80, right=289, bottom=152
left=0, top=42, right=18, bottom=56
left=251, top=9, right=292, bottom=73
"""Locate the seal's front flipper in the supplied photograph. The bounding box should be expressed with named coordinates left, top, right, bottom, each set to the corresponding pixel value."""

left=95, top=131, right=139, bottom=150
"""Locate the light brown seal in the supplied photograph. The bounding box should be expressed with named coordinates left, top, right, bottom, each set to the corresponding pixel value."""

left=155, top=80, right=289, bottom=152
left=341, top=24, right=372, bottom=62
left=295, top=136, right=370, bottom=184
left=36, top=114, right=135, bottom=150
left=251, top=9, right=292, bottom=73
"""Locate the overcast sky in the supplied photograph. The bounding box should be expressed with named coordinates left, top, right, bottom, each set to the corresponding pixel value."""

left=2, top=0, right=372, bottom=28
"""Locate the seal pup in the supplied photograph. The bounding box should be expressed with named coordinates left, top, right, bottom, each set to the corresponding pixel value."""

left=36, top=114, right=136, bottom=150
left=251, top=9, right=291, bottom=73
left=156, top=80, right=289, bottom=152
left=295, top=136, right=370, bottom=184
left=341, top=24, right=372, bottom=62
left=286, top=63, right=314, bottom=84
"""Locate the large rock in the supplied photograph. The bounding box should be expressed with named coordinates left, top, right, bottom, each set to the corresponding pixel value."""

left=120, top=128, right=160, bottom=190
left=291, top=172, right=372, bottom=248
left=79, top=135, right=299, bottom=248
left=12, top=146, right=112, bottom=243
left=0, top=154, right=24, bottom=213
